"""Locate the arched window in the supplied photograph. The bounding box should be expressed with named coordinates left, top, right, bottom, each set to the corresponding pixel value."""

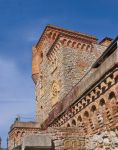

left=52, top=33, right=56, bottom=40
left=78, top=116, right=82, bottom=122
left=86, top=45, right=91, bottom=51
left=67, top=123, right=70, bottom=127
left=67, top=40, right=72, bottom=46
left=16, top=131, right=20, bottom=137
left=72, top=41, right=76, bottom=47
left=115, top=75, right=118, bottom=83
left=91, top=105, right=96, bottom=113
left=77, top=43, right=81, bottom=48
left=87, top=99, right=90, bottom=105
left=83, top=102, right=86, bottom=107
left=40, top=51, right=43, bottom=58
left=79, top=105, right=82, bottom=110
left=84, top=111, right=89, bottom=118
left=81, top=44, right=86, bottom=50
left=99, top=98, right=105, bottom=106
left=109, top=91, right=116, bottom=100
left=61, top=38, right=67, bottom=44
left=21, top=132, right=25, bottom=137
left=48, top=32, right=52, bottom=38
left=72, top=119, right=76, bottom=126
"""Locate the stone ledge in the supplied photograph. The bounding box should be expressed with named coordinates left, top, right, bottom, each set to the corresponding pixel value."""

left=22, top=134, right=52, bottom=150
left=10, top=122, right=40, bottom=132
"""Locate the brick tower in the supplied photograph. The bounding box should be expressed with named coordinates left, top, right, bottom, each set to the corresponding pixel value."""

left=32, top=25, right=106, bottom=126
left=8, top=25, right=118, bottom=150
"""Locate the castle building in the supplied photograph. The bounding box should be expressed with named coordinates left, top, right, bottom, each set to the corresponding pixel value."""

left=8, top=25, right=118, bottom=150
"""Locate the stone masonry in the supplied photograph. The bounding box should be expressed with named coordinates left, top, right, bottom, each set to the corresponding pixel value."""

left=32, top=25, right=106, bottom=125
left=8, top=25, right=118, bottom=150
left=8, top=122, right=40, bottom=150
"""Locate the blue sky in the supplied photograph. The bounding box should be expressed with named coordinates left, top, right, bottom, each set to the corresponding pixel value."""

left=0, top=0, right=118, bottom=147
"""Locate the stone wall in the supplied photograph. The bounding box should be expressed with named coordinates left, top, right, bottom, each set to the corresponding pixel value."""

left=46, top=46, right=118, bottom=128
left=61, top=43, right=105, bottom=100
left=40, top=127, right=85, bottom=150
left=34, top=25, right=106, bottom=126
left=49, top=127, right=118, bottom=150
left=8, top=25, right=118, bottom=150
left=8, top=122, right=40, bottom=150
left=85, top=128, right=118, bottom=150
left=49, top=66, right=118, bottom=131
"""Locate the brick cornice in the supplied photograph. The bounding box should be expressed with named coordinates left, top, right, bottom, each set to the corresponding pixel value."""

left=35, top=25, right=97, bottom=51
left=46, top=25, right=97, bottom=43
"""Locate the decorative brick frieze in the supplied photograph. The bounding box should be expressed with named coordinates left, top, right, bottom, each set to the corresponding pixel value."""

left=36, top=25, right=97, bottom=57
left=48, top=67, right=118, bottom=134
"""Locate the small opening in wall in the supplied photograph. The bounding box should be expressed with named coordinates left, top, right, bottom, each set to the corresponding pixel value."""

left=99, top=98, right=105, bottom=106
left=52, top=33, right=56, bottom=39
left=115, top=75, right=118, bottom=83
left=81, top=44, right=86, bottom=50
left=48, top=32, right=52, bottom=38
left=84, top=111, right=89, bottom=118
left=83, top=103, right=86, bottom=107
left=91, top=105, right=97, bottom=113
left=109, top=91, right=116, bottom=100
left=77, top=43, right=81, bottom=48
left=40, top=74, right=43, bottom=80
left=78, top=116, right=82, bottom=122
left=72, top=119, right=76, bottom=126
left=67, top=40, right=72, bottom=46
left=21, top=132, right=25, bottom=137
left=61, top=38, right=67, bottom=44
left=41, top=51, right=43, bottom=58
left=87, top=99, right=90, bottom=104
left=79, top=106, right=82, bottom=110
left=86, top=45, right=91, bottom=51
left=96, top=90, right=100, bottom=97
left=16, top=131, right=20, bottom=137
left=72, top=41, right=76, bottom=47
left=101, top=85, right=106, bottom=92
left=41, top=106, right=43, bottom=109
left=67, top=123, right=70, bottom=127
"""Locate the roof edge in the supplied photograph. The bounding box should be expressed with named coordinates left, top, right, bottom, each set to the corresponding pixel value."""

left=35, top=24, right=97, bottom=48
left=92, top=36, right=118, bottom=68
